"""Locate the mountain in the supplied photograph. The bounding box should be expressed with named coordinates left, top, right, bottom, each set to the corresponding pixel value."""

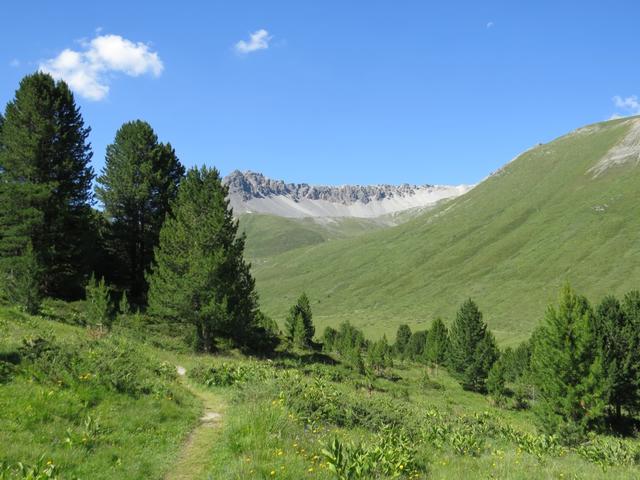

left=250, top=117, right=640, bottom=345
left=224, top=170, right=472, bottom=219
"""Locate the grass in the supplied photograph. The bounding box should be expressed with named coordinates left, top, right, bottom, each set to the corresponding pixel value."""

left=250, top=116, right=640, bottom=345
left=0, top=306, right=200, bottom=479
left=191, top=354, right=640, bottom=479
left=163, top=382, right=226, bottom=480
left=239, top=214, right=388, bottom=261
left=3, top=305, right=640, bottom=478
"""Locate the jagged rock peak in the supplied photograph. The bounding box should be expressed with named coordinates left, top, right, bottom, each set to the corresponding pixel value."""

left=223, top=170, right=439, bottom=205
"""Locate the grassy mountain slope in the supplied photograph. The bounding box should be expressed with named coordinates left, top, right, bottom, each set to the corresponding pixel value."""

left=252, top=117, right=640, bottom=345
left=239, top=214, right=388, bottom=260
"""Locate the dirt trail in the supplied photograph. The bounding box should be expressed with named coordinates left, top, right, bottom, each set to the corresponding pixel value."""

left=164, top=366, right=226, bottom=480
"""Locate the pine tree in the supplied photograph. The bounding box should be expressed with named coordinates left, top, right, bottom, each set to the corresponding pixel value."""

left=487, top=355, right=507, bottom=399
left=405, top=330, right=428, bottom=362
left=118, top=291, right=132, bottom=316
left=85, top=274, right=113, bottom=327
left=285, top=293, right=314, bottom=346
left=466, top=331, right=499, bottom=393
left=394, top=324, right=412, bottom=358
left=530, top=285, right=606, bottom=436
left=0, top=73, right=95, bottom=299
left=147, top=166, right=258, bottom=352
left=96, top=120, right=184, bottom=305
left=0, top=242, right=41, bottom=314
left=425, top=318, right=450, bottom=370
left=323, top=326, right=339, bottom=352
left=621, top=291, right=640, bottom=415
left=594, top=295, right=632, bottom=420
left=449, top=299, right=498, bottom=391
left=368, top=335, right=393, bottom=373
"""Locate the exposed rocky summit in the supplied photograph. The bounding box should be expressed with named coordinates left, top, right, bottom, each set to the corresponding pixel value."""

left=223, top=170, right=472, bottom=219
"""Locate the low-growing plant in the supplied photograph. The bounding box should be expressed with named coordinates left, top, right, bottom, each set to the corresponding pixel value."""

left=189, top=361, right=275, bottom=387
left=449, top=426, right=486, bottom=456
left=322, top=427, right=425, bottom=479
left=0, top=456, right=62, bottom=480
left=576, top=437, right=639, bottom=471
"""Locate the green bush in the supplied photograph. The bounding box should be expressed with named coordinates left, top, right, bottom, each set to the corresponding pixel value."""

left=189, top=361, right=275, bottom=387
left=576, top=438, right=640, bottom=470
left=17, top=334, right=175, bottom=397
left=322, top=427, right=425, bottom=479
left=0, top=360, right=15, bottom=384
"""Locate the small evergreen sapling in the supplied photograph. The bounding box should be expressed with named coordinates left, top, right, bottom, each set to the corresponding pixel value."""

left=85, top=275, right=113, bottom=327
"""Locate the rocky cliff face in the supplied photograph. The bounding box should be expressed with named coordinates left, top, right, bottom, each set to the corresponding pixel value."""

left=223, top=170, right=472, bottom=219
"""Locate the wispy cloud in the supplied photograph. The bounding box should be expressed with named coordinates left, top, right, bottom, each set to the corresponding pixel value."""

left=610, top=95, right=640, bottom=119
left=234, top=29, right=272, bottom=54
left=486, top=21, right=495, bottom=29
left=39, top=34, right=163, bottom=101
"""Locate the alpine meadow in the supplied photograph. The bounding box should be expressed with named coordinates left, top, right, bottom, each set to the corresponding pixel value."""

left=3, top=3, right=640, bottom=479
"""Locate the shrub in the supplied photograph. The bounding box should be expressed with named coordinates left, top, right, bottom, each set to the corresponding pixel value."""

left=576, top=438, right=639, bottom=470
left=0, top=360, right=15, bottom=384
left=17, top=334, right=174, bottom=397
left=322, top=427, right=425, bottom=479
left=188, top=361, right=274, bottom=387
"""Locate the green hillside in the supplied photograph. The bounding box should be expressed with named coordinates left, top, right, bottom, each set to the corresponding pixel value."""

left=239, top=214, right=388, bottom=260
left=252, top=117, right=640, bottom=345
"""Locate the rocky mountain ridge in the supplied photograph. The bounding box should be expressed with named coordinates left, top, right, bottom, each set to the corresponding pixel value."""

left=224, top=170, right=472, bottom=218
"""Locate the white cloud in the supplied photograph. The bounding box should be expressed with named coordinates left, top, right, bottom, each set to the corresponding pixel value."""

left=39, top=34, right=163, bottom=101
left=486, top=21, right=494, bottom=29
left=613, top=95, right=640, bottom=112
left=234, top=29, right=271, bottom=54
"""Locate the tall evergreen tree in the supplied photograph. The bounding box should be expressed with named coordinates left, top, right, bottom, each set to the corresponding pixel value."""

left=322, top=326, right=339, bottom=352
left=425, top=318, right=450, bottom=369
left=147, top=166, right=258, bottom=352
left=594, top=295, right=634, bottom=420
left=449, top=299, right=498, bottom=392
left=285, top=292, right=315, bottom=346
left=530, top=285, right=606, bottom=436
left=96, top=120, right=184, bottom=305
left=368, top=335, right=393, bottom=373
left=394, top=324, right=412, bottom=358
left=0, top=73, right=94, bottom=298
left=621, top=291, right=640, bottom=414
left=405, top=330, right=428, bottom=361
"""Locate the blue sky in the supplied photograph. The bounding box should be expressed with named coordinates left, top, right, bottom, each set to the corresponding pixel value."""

left=1, top=1, right=639, bottom=185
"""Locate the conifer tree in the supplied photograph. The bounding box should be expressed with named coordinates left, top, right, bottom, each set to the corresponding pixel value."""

left=425, top=318, right=450, bottom=369
left=394, top=324, right=412, bottom=358
left=449, top=299, right=498, bottom=392
left=487, top=356, right=507, bottom=395
left=147, top=166, right=258, bottom=352
left=285, top=293, right=314, bottom=346
left=0, top=242, right=41, bottom=314
left=593, top=291, right=640, bottom=421
left=368, top=335, right=393, bottom=373
left=0, top=73, right=94, bottom=299
left=621, top=290, right=640, bottom=413
left=467, top=332, right=499, bottom=392
left=85, top=274, right=113, bottom=327
left=530, top=285, right=606, bottom=436
left=96, top=120, right=184, bottom=305
left=322, top=326, right=339, bottom=352
left=405, top=330, right=428, bottom=361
